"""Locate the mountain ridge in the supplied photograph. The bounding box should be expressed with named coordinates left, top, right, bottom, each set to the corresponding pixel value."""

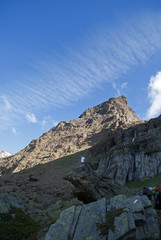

left=0, top=95, right=141, bottom=175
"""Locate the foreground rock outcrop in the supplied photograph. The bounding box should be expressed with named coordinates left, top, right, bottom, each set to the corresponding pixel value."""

left=0, top=151, right=131, bottom=228
left=0, top=96, right=141, bottom=174
left=0, top=193, right=21, bottom=214
left=66, top=163, right=130, bottom=203
left=45, top=194, right=160, bottom=240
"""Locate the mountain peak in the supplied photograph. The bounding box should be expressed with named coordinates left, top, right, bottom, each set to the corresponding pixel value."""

left=0, top=96, right=141, bottom=174
left=79, top=95, right=140, bottom=125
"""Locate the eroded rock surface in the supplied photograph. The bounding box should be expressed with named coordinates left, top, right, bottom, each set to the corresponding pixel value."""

left=45, top=195, right=160, bottom=240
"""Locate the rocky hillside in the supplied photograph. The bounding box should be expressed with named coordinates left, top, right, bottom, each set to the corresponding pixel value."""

left=0, top=96, right=141, bottom=174
left=63, top=114, right=161, bottom=207
left=1, top=95, right=161, bottom=239
left=80, top=114, right=161, bottom=185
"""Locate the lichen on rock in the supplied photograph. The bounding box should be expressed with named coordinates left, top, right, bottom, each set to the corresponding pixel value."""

left=45, top=195, right=160, bottom=240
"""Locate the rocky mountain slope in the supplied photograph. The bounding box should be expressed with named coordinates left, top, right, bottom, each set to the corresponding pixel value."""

left=77, top=114, right=161, bottom=186
left=1, top=95, right=161, bottom=239
left=0, top=96, right=141, bottom=174
left=0, top=95, right=142, bottom=232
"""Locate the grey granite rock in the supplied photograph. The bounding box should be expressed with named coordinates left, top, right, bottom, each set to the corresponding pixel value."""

left=45, top=195, right=160, bottom=240
left=108, top=211, right=136, bottom=240
left=0, top=193, right=21, bottom=214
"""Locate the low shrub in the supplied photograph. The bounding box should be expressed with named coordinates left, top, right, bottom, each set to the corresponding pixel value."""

left=0, top=207, right=41, bottom=240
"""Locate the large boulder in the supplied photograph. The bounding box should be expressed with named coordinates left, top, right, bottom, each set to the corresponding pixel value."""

left=65, top=164, right=130, bottom=203
left=0, top=193, right=21, bottom=214
left=45, top=198, right=107, bottom=240
left=45, top=195, right=160, bottom=240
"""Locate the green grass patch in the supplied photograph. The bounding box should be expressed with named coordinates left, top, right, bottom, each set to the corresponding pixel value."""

left=0, top=207, right=41, bottom=240
left=144, top=147, right=161, bottom=155
left=53, top=149, right=87, bottom=169
left=126, top=173, right=161, bottom=190
left=126, top=142, right=140, bottom=151
left=33, top=197, right=39, bottom=204
left=85, top=152, right=107, bottom=164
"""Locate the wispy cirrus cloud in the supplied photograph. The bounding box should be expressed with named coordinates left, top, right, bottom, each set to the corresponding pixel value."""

left=1, top=11, right=161, bottom=130
left=12, top=127, right=17, bottom=135
left=112, top=82, right=128, bottom=96
left=0, top=96, right=15, bottom=130
left=41, top=116, right=59, bottom=130
left=26, top=113, right=37, bottom=123
left=1, top=96, right=12, bottom=110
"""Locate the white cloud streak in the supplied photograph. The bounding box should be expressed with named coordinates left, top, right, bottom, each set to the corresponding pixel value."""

left=1, top=12, right=161, bottom=129
left=12, top=127, right=17, bottom=135
left=41, top=116, right=59, bottom=130
left=146, top=72, right=161, bottom=119
left=111, top=82, right=128, bottom=96
left=26, top=113, right=37, bottom=123
left=1, top=96, right=12, bottom=110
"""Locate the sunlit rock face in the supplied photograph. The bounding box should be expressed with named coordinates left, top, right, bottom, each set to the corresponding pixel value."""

left=0, top=96, right=141, bottom=174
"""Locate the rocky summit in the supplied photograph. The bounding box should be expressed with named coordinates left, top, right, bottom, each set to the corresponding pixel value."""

left=0, top=96, right=141, bottom=174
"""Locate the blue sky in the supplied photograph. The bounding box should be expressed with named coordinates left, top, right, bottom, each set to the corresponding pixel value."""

left=1, top=0, right=161, bottom=154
